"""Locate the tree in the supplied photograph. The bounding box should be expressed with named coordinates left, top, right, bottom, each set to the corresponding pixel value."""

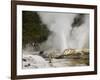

left=22, top=11, right=50, bottom=49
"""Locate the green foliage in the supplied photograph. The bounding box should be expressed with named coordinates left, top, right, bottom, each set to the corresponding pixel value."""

left=22, top=11, right=50, bottom=48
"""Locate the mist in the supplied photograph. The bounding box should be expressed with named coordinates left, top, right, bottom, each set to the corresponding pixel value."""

left=38, top=12, right=89, bottom=53
left=22, top=12, right=90, bottom=68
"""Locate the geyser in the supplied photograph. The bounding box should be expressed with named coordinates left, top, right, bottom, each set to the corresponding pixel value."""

left=38, top=12, right=89, bottom=53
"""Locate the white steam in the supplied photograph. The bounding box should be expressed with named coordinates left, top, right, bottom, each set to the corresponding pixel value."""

left=22, top=12, right=89, bottom=68
left=38, top=12, right=77, bottom=52
left=38, top=12, right=89, bottom=53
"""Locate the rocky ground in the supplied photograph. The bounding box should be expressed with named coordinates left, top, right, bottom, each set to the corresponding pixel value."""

left=22, top=49, right=89, bottom=69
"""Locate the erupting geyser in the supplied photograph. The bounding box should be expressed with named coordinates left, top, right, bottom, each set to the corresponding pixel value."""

left=22, top=11, right=90, bottom=69
left=38, top=12, right=86, bottom=53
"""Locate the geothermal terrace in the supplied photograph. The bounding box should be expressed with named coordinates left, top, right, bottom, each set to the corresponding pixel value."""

left=22, top=49, right=89, bottom=69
